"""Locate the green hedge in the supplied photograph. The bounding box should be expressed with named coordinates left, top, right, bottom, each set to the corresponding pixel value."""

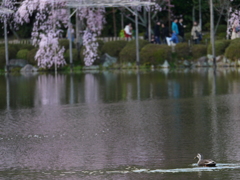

left=207, top=40, right=230, bottom=56
left=64, top=49, right=80, bottom=65
left=0, top=46, right=18, bottom=69
left=27, top=48, right=38, bottom=65
left=16, top=49, right=29, bottom=60
left=140, top=44, right=171, bottom=65
left=184, top=32, right=191, bottom=40
left=101, top=40, right=127, bottom=57
left=119, top=39, right=149, bottom=63
left=225, top=38, right=240, bottom=61
left=192, top=44, right=207, bottom=59
left=175, top=43, right=190, bottom=59
left=15, top=44, right=34, bottom=51
left=59, top=39, right=72, bottom=50
left=216, top=24, right=227, bottom=34
left=97, top=40, right=104, bottom=51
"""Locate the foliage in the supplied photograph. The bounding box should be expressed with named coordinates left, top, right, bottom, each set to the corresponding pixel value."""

left=216, top=32, right=227, bottom=40
left=8, top=44, right=34, bottom=54
left=191, top=44, right=207, bottom=59
left=59, top=39, right=74, bottom=50
left=175, top=43, right=190, bottom=59
left=101, top=40, right=127, bottom=57
left=96, top=40, right=104, bottom=52
left=0, top=49, right=5, bottom=69
left=203, top=22, right=210, bottom=31
left=27, top=48, right=38, bottom=65
left=18, top=44, right=35, bottom=51
left=16, top=49, right=29, bottom=60
left=64, top=49, right=80, bottom=65
left=216, top=24, right=227, bottom=34
left=184, top=32, right=191, bottom=40
left=0, top=46, right=18, bottom=69
left=225, top=38, right=240, bottom=61
left=119, top=39, right=149, bottom=63
left=207, top=40, right=231, bottom=56
left=140, top=44, right=171, bottom=65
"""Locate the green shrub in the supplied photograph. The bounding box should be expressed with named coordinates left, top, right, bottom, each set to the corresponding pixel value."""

left=216, top=32, right=227, bottom=40
left=184, top=32, right=191, bottom=40
left=64, top=49, right=80, bottom=65
left=96, top=40, right=104, bottom=51
left=101, top=40, right=128, bottom=57
left=0, top=46, right=18, bottom=69
left=216, top=24, right=227, bottom=34
left=140, top=44, right=171, bottom=65
left=207, top=40, right=230, bottom=56
left=59, top=39, right=74, bottom=50
left=192, top=44, right=207, bottom=59
left=16, top=49, right=29, bottom=60
left=0, top=49, right=5, bottom=69
left=14, top=44, right=34, bottom=51
left=175, top=43, right=190, bottom=59
left=225, top=38, right=240, bottom=61
left=119, top=39, right=149, bottom=63
left=203, top=22, right=210, bottom=31
left=22, top=44, right=34, bottom=50
left=202, top=33, right=210, bottom=41
left=27, top=48, right=38, bottom=65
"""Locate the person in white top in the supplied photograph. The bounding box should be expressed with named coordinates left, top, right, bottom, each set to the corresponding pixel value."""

left=124, top=23, right=132, bottom=40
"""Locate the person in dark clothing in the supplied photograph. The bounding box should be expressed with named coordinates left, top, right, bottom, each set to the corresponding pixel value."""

left=160, top=23, right=169, bottom=44
left=154, top=21, right=161, bottom=44
left=177, top=18, right=186, bottom=42
left=150, top=35, right=155, bottom=44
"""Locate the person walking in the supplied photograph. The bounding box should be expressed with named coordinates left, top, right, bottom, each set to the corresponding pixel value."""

left=172, top=18, right=179, bottom=35
left=160, top=23, right=169, bottom=44
left=171, top=18, right=179, bottom=43
left=191, top=21, right=201, bottom=44
left=178, top=18, right=186, bottom=42
left=124, top=23, right=132, bottom=40
left=154, top=21, right=161, bottom=44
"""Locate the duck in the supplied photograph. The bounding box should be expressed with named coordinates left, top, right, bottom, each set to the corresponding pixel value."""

left=194, top=153, right=216, bottom=167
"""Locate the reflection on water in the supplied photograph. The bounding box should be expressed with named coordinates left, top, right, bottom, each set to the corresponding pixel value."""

left=1, top=68, right=240, bottom=179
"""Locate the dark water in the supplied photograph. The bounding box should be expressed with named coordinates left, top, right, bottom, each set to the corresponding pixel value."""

left=1, top=68, right=240, bottom=179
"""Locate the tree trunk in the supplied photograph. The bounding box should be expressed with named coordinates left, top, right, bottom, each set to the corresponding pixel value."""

left=192, top=5, right=196, bottom=23
left=121, top=12, right=124, bottom=30
left=214, top=6, right=224, bottom=35
left=113, top=8, right=117, bottom=37
left=199, top=0, right=202, bottom=30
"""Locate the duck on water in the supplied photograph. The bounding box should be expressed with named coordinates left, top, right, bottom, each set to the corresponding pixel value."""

left=194, top=153, right=216, bottom=167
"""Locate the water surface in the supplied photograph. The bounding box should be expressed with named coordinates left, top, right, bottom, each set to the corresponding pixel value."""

left=0, top=68, right=240, bottom=179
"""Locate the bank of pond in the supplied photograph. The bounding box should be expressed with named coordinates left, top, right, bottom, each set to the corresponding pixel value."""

left=0, top=37, right=240, bottom=72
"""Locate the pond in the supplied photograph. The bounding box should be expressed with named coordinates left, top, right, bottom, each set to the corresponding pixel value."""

left=0, top=68, right=240, bottom=179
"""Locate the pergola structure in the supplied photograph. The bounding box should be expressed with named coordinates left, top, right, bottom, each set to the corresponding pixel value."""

left=65, top=0, right=156, bottom=66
